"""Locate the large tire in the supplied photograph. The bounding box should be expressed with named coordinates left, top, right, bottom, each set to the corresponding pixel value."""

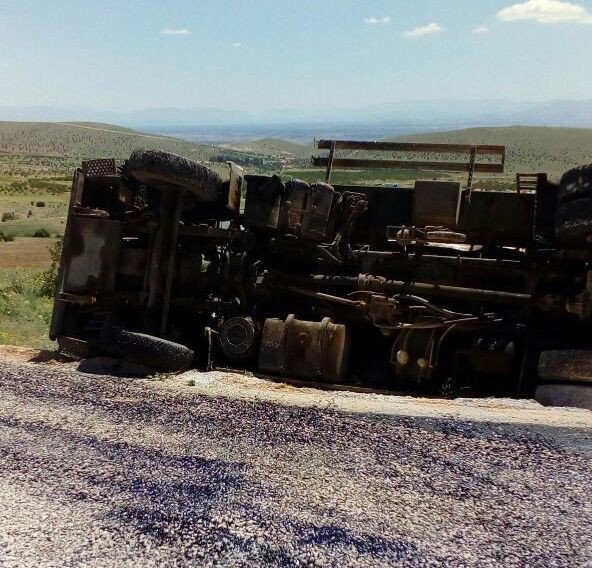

left=537, top=350, right=592, bottom=410
left=535, top=384, right=592, bottom=411
left=538, top=350, right=592, bottom=383
left=99, top=327, right=194, bottom=372
left=126, top=149, right=222, bottom=202
left=555, top=197, right=592, bottom=245
left=559, top=164, right=592, bottom=202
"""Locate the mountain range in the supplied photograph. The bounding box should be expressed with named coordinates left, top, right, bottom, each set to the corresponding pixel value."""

left=1, top=99, right=592, bottom=129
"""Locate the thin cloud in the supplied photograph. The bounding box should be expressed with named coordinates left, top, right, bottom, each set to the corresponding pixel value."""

left=160, top=28, right=191, bottom=35
left=497, top=0, right=592, bottom=24
left=404, top=22, right=442, bottom=37
left=232, top=42, right=242, bottom=47
left=364, top=16, right=391, bottom=25
left=472, top=26, right=490, bottom=34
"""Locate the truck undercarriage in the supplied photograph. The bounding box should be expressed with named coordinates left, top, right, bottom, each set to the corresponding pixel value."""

left=50, top=143, right=592, bottom=407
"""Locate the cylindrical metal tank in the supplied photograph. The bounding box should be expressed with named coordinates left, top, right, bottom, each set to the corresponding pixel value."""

left=279, top=179, right=309, bottom=235
left=301, top=182, right=335, bottom=242
left=243, top=175, right=284, bottom=231
left=258, top=315, right=350, bottom=382
left=279, top=180, right=335, bottom=242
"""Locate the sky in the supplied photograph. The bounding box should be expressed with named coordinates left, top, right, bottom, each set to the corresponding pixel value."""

left=1, top=0, right=591, bottom=112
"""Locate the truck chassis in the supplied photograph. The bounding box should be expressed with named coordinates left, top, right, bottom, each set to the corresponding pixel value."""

left=50, top=143, right=592, bottom=406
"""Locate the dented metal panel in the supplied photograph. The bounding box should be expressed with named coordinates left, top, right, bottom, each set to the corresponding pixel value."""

left=413, top=181, right=462, bottom=230
left=301, top=183, right=335, bottom=241
left=243, top=175, right=284, bottom=231
left=227, top=161, right=244, bottom=213
left=63, top=217, right=122, bottom=295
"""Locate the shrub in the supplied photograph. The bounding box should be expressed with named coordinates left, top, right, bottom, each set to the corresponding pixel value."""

left=28, top=179, right=68, bottom=193
left=0, top=231, right=14, bottom=242
left=35, top=238, right=63, bottom=298
left=1, top=211, right=16, bottom=222
left=33, top=228, right=51, bottom=238
left=35, top=201, right=46, bottom=208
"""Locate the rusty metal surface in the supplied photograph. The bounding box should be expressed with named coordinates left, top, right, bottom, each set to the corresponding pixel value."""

left=281, top=180, right=308, bottom=235
left=50, top=170, right=86, bottom=340
left=316, top=139, right=506, bottom=155
left=243, top=175, right=283, bottom=231
left=219, top=317, right=259, bottom=362
left=227, top=161, right=244, bottom=213
left=312, top=157, right=505, bottom=174
left=313, top=140, right=506, bottom=186
left=63, top=217, right=122, bottom=295
left=259, top=315, right=349, bottom=382
left=459, top=191, right=534, bottom=245
left=413, top=181, right=462, bottom=229
left=516, top=173, right=547, bottom=194
left=301, top=183, right=335, bottom=241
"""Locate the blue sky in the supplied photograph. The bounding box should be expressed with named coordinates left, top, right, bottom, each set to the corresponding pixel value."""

left=1, top=0, right=591, bottom=111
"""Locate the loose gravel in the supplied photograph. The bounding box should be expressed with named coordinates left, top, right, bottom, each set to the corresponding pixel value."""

left=0, top=360, right=591, bottom=567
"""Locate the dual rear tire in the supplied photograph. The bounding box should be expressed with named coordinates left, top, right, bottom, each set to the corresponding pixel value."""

left=556, top=164, right=592, bottom=245
left=536, top=350, right=592, bottom=410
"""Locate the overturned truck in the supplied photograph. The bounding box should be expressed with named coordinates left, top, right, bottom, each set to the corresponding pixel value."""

left=50, top=141, right=592, bottom=408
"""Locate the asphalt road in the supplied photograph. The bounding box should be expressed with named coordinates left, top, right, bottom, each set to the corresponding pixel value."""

left=0, top=360, right=591, bottom=567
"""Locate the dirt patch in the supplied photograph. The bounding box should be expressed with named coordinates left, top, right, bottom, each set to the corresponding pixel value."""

left=0, top=345, right=77, bottom=367
left=0, top=237, right=57, bottom=269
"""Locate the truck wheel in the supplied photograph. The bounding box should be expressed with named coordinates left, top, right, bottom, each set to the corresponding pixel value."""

left=535, top=384, right=592, bottom=411
left=559, top=164, right=592, bottom=202
left=537, top=350, right=592, bottom=410
left=538, top=350, right=592, bottom=383
left=99, top=327, right=194, bottom=372
left=555, top=197, right=592, bottom=245
left=126, top=149, right=222, bottom=202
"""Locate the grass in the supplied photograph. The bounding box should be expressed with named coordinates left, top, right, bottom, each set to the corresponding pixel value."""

left=0, top=190, right=68, bottom=240
left=0, top=219, right=65, bottom=238
left=0, top=269, right=55, bottom=349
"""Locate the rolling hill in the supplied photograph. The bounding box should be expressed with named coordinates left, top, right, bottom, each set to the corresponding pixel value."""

left=1, top=122, right=591, bottom=176
left=389, top=126, right=592, bottom=175
left=229, top=138, right=314, bottom=160
left=0, top=121, right=216, bottom=162
left=240, top=126, right=592, bottom=175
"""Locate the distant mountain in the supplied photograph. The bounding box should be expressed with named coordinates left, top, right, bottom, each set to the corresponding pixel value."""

left=1, top=99, right=592, bottom=129
left=0, top=106, right=253, bottom=127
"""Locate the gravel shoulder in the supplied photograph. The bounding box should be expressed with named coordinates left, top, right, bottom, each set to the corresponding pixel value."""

left=0, top=347, right=591, bottom=566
